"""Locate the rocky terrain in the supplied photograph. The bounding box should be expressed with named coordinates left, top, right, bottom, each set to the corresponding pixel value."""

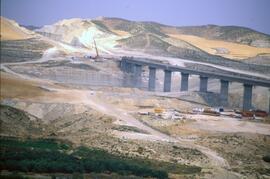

left=1, top=16, right=270, bottom=178
left=0, top=38, right=52, bottom=63
left=32, top=16, right=270, bottom=60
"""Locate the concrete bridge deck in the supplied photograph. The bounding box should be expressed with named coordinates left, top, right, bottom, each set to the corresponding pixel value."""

left=123, top=57, right=270, bottom=88
left=121, top=57, right=270, bottom=111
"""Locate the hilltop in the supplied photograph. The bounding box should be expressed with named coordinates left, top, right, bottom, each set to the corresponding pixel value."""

left=19, top=16, right=270, bottom=60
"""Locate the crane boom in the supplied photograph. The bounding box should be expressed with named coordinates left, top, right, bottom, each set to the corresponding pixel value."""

left=94, top=39, right=99, bottom=58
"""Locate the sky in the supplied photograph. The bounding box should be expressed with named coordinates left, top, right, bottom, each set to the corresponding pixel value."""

left=1, top=0, right=270, bottom=34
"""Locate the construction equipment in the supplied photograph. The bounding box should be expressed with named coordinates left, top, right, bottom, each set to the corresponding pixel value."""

left=154, top=107, right=164, bottom=114
left=85, top=39, right=100, bottom=60
left=240, top=110, right=268, bottom=118
left=93, top=39, right=99, bottom=59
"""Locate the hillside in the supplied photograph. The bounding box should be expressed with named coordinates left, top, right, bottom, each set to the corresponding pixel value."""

left=0, top=16, right=35, bottom=40
left=161, top=24, right=270, bottom=48
left=2, top=16, right=270, bottom=61
left=35, top=18, right=121, bottom=51
left=0, top=38, right=52, bottom=63
left=0, top=104, right=45, bottom=137
left=36, top=16, right=270, bottom=60
left=169, top=34, right=270, bottom=59
left=117, top=33, right=212, bottom=60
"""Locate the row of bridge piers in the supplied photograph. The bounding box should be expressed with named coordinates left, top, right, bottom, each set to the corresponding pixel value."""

left=121, top=60, right=255, bottom=110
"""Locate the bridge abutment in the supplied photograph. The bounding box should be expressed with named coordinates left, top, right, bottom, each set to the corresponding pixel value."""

left=164, top=70, right=172, bottom=92
left=124, top=62, right=133, bottom=73
left=180, top=73, right=189, bottom=91
left=120, top=60, right=128, bottom=72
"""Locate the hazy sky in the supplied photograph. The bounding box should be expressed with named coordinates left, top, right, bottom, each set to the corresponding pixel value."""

left=1, top=0, right=270, bottom=34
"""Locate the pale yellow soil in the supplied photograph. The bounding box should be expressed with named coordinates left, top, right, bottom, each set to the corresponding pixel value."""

left=0, top=17, right=32, bottom=40
left=168, top=34, right=270, bottom=60
left=0, top=72, right=82, bottom=102
left=0, top=72, right=46, bottom=100
left=110, top=29, right=130, bottom=36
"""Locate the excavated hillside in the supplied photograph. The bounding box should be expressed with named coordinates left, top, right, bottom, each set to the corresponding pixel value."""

left=31, top=16, right=270, bottom=61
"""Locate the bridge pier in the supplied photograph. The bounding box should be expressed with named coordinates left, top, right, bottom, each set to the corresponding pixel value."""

left=133, top=64, right=142, bottom=88
left=148, top=67, right=156, bottom=91
left=220, top=80, right=229, bottom=106
left=120, top=58, right=270, bottom=104
left=120, top=58, right=134, bottom=73
left=180, top=73, right=189, bottom=91
left=164, top=70, right=172, bottom=92
left=199, top=76, right=208, bottom=92
left=269, top=88, right=270, bottom=113
left=243, top=84, right=253, bottom=110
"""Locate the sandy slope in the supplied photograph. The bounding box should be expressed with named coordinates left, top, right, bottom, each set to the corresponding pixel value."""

left=0, top=17, right=34, bottom=40
left=2, top=16, right=269, bottom=62
left=0, top=72, right=47, bottom=100
left=169, top=34, right=270, bottom=60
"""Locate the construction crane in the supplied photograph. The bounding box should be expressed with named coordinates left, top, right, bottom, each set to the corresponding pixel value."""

left=93, top=39, right=99, bottom=59
left=84, top=39, right=101, bottom=60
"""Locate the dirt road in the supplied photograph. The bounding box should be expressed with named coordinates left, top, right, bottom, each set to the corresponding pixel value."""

left=0, top=47, right=230, bottom=169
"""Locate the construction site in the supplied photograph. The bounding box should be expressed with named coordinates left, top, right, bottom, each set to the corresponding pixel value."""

left=1, top=15, right=270, bottom=179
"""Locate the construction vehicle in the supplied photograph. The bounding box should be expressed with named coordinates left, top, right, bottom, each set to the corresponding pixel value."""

left=154, top=107, right=165, bottom=114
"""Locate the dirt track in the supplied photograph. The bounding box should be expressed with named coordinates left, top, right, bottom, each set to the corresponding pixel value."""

left=2, top=48, right=270, bottom=177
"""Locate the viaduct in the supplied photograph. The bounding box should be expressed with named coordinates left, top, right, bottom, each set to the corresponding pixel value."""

left=120, top=56, right=270, bottom=111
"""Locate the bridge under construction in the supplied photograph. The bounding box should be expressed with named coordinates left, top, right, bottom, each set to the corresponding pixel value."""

left=120, top=56, right=270, bottom=111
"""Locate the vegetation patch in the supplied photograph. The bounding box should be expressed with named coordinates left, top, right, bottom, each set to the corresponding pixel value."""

left=0, top=137, right=201, bottom=178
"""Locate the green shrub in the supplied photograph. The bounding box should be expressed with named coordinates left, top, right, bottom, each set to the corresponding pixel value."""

left=263, top=155, right=270, bottom=163
left=0, top=137, right=202, bottom=179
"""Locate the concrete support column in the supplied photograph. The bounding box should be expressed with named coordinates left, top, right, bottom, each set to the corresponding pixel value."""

left=199, top=76, right=208, bottom=92
left=269, top=88, right=270, bottom=114
left=148, top=67, right=156, bottom=91
left=180, top=73, right=189, bottom=91
left=220, top=80, right=229, bottom=106
left=243, top=84, right=253, bottom=110
left=133, top=64, right=142, bottom=88
left=164, top=70, right=172, bottom=92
